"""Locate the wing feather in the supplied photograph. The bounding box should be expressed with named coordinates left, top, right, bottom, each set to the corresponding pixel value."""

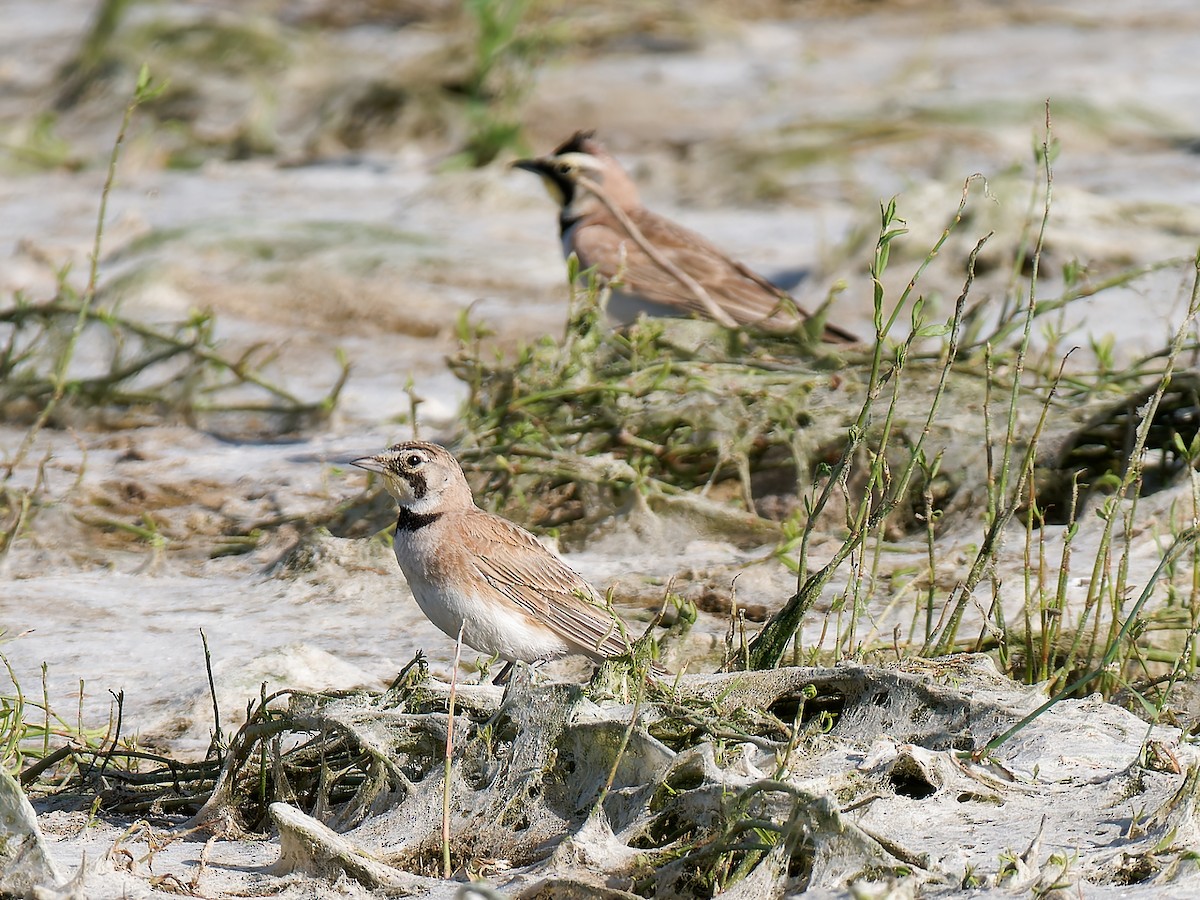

left=573, top=210, right=857, bottom=341
left=460, top=515, right=634, bottom=660
left=573, top=212, right=789, bottom=321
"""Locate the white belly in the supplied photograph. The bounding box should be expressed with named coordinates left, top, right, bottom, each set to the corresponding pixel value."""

left=604, top=287, right=678, bottom=325
left=394, top=549, right=570, bottom=663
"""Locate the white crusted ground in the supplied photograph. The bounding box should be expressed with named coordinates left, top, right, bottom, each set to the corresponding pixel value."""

left=9, top=658, right=1200, bottom=898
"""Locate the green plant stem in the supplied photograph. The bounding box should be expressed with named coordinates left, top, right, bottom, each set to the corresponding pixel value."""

left=978, top=525, right=1200, bottom=758
left=749, top=207, right=980, bottom=669
left=927, top=112, right=1059, bottom=657
left=5, top=67, right=152, bottom=481
left=1058, top=249, right=1200, bottom=681
left=926, top=354, right=1065, bottom=656
left=442, top=624, right=465, bottom=879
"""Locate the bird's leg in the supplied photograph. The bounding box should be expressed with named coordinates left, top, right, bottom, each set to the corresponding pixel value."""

left=491, top=661, right=516, bottom=685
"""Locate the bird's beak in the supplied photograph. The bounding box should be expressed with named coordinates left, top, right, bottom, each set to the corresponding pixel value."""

left=511, top=157, right=551, bottom=176
left=350, top=455, right=387, bottom=475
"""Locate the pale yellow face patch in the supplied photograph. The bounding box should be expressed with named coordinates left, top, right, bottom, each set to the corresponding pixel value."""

left=538, top=174, right=565, bottom=206
left=382, top=471, right=417, bottom=504
left=358, top=450, right=425, bottom=504
left=535, top=151, right=605, bottom=205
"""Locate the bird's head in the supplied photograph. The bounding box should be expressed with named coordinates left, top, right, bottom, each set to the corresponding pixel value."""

left=513, top=130, right=639, bottom=220
left=351, top=441, right=473, bottom=513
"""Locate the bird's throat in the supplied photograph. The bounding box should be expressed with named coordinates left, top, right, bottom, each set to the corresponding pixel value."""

left=396, top=508, right=443, bottom=532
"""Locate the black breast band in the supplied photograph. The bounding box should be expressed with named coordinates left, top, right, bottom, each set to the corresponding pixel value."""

left=396, top=509, right=443, bottom=532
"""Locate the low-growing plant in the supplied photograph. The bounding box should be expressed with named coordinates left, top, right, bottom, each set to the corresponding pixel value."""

left=1, top=66, right=348, bottom=563
left=0, top=647, right=115, bottom=782
left=447, top=107, right=1200, bottom=715
left=452, top=0, right=536, bottom=167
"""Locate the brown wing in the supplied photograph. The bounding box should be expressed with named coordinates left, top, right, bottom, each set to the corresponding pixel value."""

left=573, top=210, right=857, bottom=342
left=459, top=514, right=634, bottom=660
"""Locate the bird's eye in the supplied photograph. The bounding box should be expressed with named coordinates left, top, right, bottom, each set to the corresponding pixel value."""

left=555, top=161, right=572, bottom=175
left=405, top=453, right=423, bottom=468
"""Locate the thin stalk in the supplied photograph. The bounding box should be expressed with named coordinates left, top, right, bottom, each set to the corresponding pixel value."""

left=978, top=525, right=1200, bottom=758
left=997, top=111, right=1054, bottom=516
left=1060, top=249, right=1200, bottom=680
left=927, top=353, right=1066, bottom=656
left=1044, top=482, right=1081, bottom=678
left=201, top=629, right=223, bottom=754
left=751, top=220, right=979, bottom=668
left=41, top=663, right=50, bottom=761
left=793, top=200, right=908, bottom=586
left=1192, top=470, right=1200, bottom=675
left=1034, top=495, right=1051, bottom=681
left=442, top=623, right=465, bottom=879
left=921, top=450, right=944, bottom=643
left=926, top=110, right=1062, bottom=656
left=591, top=688, right=644, bottom=817
left=5, top=66, right=157, bottom=480
left=1023, top=480, right=1038, bottom=678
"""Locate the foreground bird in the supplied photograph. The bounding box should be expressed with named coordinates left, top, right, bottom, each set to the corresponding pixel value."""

left=353, top=441, right=658, bottom=673
left=513, top=130, right=857, bottom=342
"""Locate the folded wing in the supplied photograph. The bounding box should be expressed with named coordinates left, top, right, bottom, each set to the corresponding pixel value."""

left=465, top=517, right=634, bottom=661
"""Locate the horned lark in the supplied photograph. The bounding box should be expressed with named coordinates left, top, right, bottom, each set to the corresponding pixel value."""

left=513, top=131, right=857, bottom=342
left=352, top=441, right=660, bottom=673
